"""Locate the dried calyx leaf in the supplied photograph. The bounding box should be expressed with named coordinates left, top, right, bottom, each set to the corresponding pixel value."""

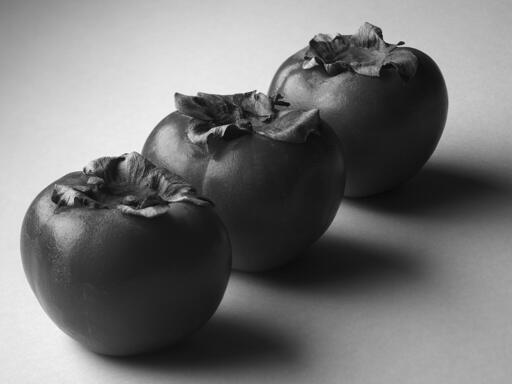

left=303, top=22, right=418, bottom=80
left=52, top=152, right=211, bottom=217
left=175, top=91, right=319, bottom=151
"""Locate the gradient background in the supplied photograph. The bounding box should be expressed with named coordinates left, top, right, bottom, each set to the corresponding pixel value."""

left=1, top=1, right=512, bottom=383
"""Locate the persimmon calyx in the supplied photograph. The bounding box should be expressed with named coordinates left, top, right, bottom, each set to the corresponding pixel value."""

left=175, top=91, right=320, bottom=151
left=303, top=22, right=418, bottom=80
left=52, top=152, right=211, bottom=217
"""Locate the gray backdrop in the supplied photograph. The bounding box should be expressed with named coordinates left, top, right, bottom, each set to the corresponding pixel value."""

left=1, top=0, right=511, bottom=383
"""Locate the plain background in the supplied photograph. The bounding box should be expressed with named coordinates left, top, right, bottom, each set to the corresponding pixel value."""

left=1, top=0, right=512, bottom=383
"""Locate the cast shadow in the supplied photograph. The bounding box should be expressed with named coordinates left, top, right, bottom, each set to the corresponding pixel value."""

left=348, top=162, right=511, bottom=218
left=251, top=234, right=426, bottom=295
left=99, top=313, right=300, bottom=373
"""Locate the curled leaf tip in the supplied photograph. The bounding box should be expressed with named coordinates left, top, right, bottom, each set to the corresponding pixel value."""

left=175, top=91, right=321, bottom=150
left=51, top=184, right=103, bottom=209
left=255, top=108, right=320, bottom=143
left=303, top=22, right=418, bottom=80
left=53, top=152, right=211, bottom=217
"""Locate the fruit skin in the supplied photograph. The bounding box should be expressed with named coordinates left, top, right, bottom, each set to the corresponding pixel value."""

left=268, top=47, right=448, bottom=197
left=20, top=172, right=231, bottom=356
left=142, top=113, right=345, bottom=272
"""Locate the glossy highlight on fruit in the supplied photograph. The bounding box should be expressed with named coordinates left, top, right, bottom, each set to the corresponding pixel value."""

left=269, top=22, right=448, bottom=197
left=143, top=91, right=345, bottom=272
left=20, top=152, right=231, bottom=356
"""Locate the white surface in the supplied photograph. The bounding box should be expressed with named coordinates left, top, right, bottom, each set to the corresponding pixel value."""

left=1, top=0, right=512, bottom=383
